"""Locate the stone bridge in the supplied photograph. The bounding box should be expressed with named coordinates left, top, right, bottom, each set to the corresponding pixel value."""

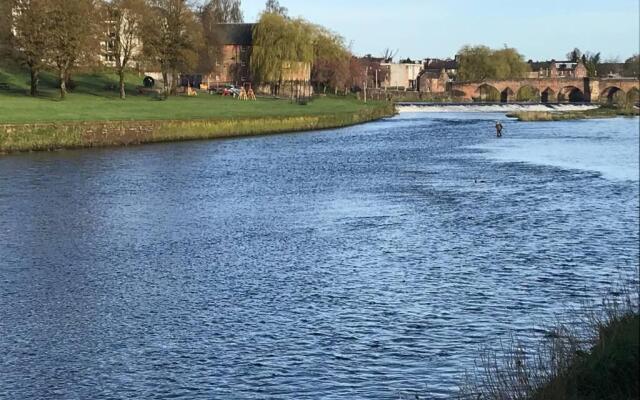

left=450, top=78, right=640, bottom=104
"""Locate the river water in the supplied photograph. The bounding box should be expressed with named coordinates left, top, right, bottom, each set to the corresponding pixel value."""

left=0, top=112, right=638, bottom=399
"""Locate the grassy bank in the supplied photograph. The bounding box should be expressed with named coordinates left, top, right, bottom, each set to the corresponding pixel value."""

left=532, top=314, right=639, bottom=400
left=459, top=282, right=639, bottom=400
left=0, top=106, right=394, bottom=153
left=507, top=106, right=640, bottom=121
left=0, top=66, right=395, bottom=152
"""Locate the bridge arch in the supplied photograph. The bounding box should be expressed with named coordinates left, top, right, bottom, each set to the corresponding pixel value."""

left=558, top=86, right=585, bottom=103
left=475, top=84, right=500, bottom=102
left=500, top=87, right=515, bottom=103
left=600, top=86, right=626, bottom=105
left=540, top=87, right=557, bottom=103
left=516, top=85, right=540, bottom=102
left=627, top=88, right=640, bottom=106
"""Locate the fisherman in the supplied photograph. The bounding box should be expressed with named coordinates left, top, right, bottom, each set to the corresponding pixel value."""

left=495, top=121, right=504, bottom=138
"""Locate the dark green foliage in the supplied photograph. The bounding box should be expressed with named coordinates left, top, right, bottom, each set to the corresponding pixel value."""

left=533, top=315, right=639, bottom=400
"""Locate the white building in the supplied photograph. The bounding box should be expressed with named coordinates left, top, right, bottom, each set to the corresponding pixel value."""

left=380, top=61, right=423, bottom=90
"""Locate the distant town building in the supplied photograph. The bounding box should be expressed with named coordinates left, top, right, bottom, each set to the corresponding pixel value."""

left=209, top=23, right=254, bottom=86
left=423, top=58, right=458, bottom=78
left=417, top=68, right=450, bottom=93
left=527, top=60, right=588, bottom=79
left=380, top=59, right=423, bottom=90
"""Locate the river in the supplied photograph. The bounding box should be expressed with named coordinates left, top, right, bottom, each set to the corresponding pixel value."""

left=0, top=112, right=638, bottom=399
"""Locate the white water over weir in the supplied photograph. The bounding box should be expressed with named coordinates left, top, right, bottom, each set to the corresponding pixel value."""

left=396, top=103, right=600, bottom=113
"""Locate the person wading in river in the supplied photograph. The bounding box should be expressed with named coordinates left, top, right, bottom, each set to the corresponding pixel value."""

left=495, top=121, right=504, bottom=138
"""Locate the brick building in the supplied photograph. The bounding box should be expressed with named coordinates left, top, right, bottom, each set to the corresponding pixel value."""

left=527, top=60, right=588, bottom=79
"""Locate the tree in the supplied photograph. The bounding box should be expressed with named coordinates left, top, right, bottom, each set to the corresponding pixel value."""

left=566, top=48, right=582, bottom=62
left=47, top=0, right=101, bottom=99
left=251, top=12, right=313, bottom=91
left=456, top=45, right=530, bottom=81
left=581, top=52, right=601, bottom=77
left=623, top=54, right=640, bottom=77
left=348, top=57, right=367, bottom=92
left=198, top=0, right=243, bottom=74
left=381, top=48, right=397, bottom=63
left=310, top=27, right=350, bottom=93
left=201, top=0, right=242, bottom=23
left=456, top=45, right=494, bottom=81
left=492, top=47, right=530, bottom=79
left=10, top=0, right=52, bottom=96
left=264, top=0, right=287, bottom=16
left=142, top=0, right=203, bottom=96
left=103, top=0, right=147, bottom=99
left=0, top=0, right=15, bottom=59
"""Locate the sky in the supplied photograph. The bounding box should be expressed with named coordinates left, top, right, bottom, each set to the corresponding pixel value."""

left=238, top=0, right=640, bottom=61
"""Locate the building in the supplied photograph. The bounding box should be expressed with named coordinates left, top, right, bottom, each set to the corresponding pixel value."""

left=380, top=60, right=423, bottom=90
left=198, top=23, right=311, bottom=92
left=206, top=23, right=253, bottom=87
left=417, top=68, right=450, bottom=93
left=423, top=58, right=458, bottom=78
left=527, top=60, right=588, bottom=79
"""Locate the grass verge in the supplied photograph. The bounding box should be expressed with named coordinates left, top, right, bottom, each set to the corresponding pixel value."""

left=0, top=104, right=395, bottom=153
left=507, top=106, right=639, bottom=121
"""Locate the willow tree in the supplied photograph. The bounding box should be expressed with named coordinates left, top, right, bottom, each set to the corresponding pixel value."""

left=492, top=47, right=530, bottom=79
left=457, top=45, right=530, bottom=81
left=251, top=13, right=314, bottom=93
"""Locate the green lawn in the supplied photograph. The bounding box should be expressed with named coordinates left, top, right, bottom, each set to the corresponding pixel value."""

left=0, top=66, right=384, bottom=124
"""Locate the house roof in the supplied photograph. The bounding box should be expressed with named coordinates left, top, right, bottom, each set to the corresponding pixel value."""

left=528, top=60, right=581, bottom=71
left=218, top=23, right=254, bottom=46
left=424, top=59, right=458, bottom=70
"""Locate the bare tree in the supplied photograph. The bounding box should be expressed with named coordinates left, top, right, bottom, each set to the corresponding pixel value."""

left=103, top=0, right=147, bottom=99
left=381, top=48, right=398, bottom=63
left=198, top=0, right=243, bottom=74
left=264, top=0, right=286, bottom=16
left=48, top=0, right=101, bottom=98
left=201, top=0, right=242, bottom=23
left=11, top=0, right=51, bottom=96
left=566, top=48, right=582, bottom=62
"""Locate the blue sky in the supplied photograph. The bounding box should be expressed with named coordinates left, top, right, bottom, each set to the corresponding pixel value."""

left=239, top=0, right=640, bottom=61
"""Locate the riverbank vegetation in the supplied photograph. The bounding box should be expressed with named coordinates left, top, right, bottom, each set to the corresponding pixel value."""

left=458, top=280, right=639, bottom=400
left=507, top=106, right=639, bottom=122
left=0, top=66, right=395, bottom=153
left=0, top=103, right=394, bottom=153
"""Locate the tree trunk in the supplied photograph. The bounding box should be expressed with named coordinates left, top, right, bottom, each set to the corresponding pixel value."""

left=118, top=69, right=126, bottom=100
left=59, top=69, right=67, bottom=99
left=171, top=69, right=179, bottom=96
left=29, top=68, right=39, bottom=96
left=162, top=71, right=169, bottom=97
